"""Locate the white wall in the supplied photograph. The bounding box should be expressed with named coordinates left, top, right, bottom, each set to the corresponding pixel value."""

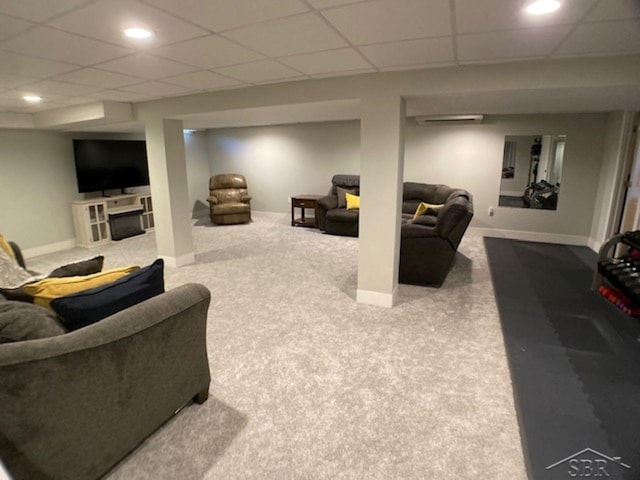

left=589, top=112, right=636, bottom=249
left=0, top=129, right=80, bottom=250
left=206, top=121, right=360, bottom=213
left=206, top=113, right=608, bottom=242
left=184, top=131, right=211, bottom=218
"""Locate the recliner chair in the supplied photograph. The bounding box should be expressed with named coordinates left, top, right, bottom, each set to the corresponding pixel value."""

left=207, top=174, right=252, bottom=225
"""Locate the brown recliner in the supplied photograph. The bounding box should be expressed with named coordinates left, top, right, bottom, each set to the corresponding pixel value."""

left=207, top=174, right=252, bottom=225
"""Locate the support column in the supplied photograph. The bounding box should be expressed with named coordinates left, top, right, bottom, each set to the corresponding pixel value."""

left=144, top=118, right=195, bottom=267
left=357, top=96, right=405, bottom=307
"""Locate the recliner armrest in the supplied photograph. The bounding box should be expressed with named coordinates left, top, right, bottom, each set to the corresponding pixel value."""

left=207, top=195, right=218, bottom=205
left=318, top=195, right=338, bottom=211
left=401, top=223, right=440, bottom=239
left=241, top=195, right=252, bottom=203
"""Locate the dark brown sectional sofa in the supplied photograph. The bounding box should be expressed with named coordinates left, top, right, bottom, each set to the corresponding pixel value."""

left=316, top=175, right=474, bottom=287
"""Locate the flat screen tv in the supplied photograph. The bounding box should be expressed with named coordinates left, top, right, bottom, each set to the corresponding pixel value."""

left=73, top=139, right=150, bottom=194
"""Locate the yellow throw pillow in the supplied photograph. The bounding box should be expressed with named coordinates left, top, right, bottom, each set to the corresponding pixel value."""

left=346, top=192, right=360, bottom=210
left=0, top=234, right=16, bottom=262
left=24, top=266, right=140, bottom=310
left=412, top=202, right=444, bottom=220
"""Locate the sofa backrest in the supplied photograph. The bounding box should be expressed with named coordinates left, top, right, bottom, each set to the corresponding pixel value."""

left=210, top=174, right=249, bottom=204
left=402, top=182, right=471, bottom=215
left=330, top=174, right=360, bottom=195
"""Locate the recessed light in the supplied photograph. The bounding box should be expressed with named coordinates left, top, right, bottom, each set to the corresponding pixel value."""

left=23, top=95, right=42, bottom=103
left=124, top=27, right=153, bottom=39
left=525, top=0, right=561, bottom=15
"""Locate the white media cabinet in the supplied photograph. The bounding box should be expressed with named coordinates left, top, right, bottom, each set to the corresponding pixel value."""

left=72, top=194, right=154, bottom=248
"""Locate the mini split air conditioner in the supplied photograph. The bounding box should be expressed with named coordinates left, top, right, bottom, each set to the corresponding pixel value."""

left=414, top=114, right=484, bottom=125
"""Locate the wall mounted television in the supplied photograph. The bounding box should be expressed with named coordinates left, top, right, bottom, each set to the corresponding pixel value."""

left=73, top=139, right=150, bottom=194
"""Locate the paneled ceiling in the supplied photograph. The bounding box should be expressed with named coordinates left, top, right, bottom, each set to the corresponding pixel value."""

left=0, top=0, right=639, bottom=118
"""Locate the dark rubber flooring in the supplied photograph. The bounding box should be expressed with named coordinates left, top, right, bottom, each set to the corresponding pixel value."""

left=485, top=238, right=640, bottom=480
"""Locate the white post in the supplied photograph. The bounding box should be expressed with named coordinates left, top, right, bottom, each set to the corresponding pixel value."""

left=357, top=96, right=405, bottom=307
left=144, top=118, right=195, bottom=267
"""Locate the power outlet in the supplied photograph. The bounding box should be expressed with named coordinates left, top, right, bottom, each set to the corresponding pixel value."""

left=488, top=206, right=495, bottom=216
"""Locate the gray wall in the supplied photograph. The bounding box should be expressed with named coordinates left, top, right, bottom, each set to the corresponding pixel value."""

left=207, top=113, right=608, bottom=240
left=0, top=129, right=80, bottom=250
left=206, top=121, right=360, bottom=213
left=184, top=130, right=211, bottom=218
left=0, top=129, right=213, bottom=252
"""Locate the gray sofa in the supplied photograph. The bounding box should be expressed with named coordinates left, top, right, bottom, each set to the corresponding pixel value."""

left=399, top=182, right=474, bottom=287
left=0, top=273, right=211, bottom=479
left=316, top=175, right=474, bottom=286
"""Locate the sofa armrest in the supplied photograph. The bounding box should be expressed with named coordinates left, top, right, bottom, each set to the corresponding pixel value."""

left=0, top=283, right=212, bottom=480
left=241, top=194, right=252, bottom=203
left=207, top=195, right=218, bottom=205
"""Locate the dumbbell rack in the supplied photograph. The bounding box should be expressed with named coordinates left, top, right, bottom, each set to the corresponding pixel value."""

left=593, top=231, right=640, bottom=309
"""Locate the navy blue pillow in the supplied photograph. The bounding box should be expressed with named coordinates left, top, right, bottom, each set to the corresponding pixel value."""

left=51, top=259, right=164, bottom=331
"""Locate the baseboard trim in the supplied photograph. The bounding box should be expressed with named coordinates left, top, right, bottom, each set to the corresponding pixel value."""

left=587, top=237, right=602, bottom=253
left=23, top=239, right=76, bottom=259
left=356, top=287, right=397, bottom=308
left=160, top=252, right=195, bottom=268
left=470, top=227, right=589, bottom=246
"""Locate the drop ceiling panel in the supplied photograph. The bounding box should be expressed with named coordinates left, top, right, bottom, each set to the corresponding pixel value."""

left=224, top=13, right=347, bottom=57
left=458, top=25, right=572, bottom=62
left=0, top=74, right=37, bottom=90
left=3, top=26, right=134, bottom=65
left=360, top=37, right=454, bottom=67
left=152, top=35, right=264, bottom=69
left=556, top=19, right=640, bottom=55
left=22, top=79, right=103, bottom=96
left=141, top=0, right=309, bottom=32
left=455, top=0, right=597, bottom=34
left=307, top=0, right=366, bottom=8
left=162, top=71, right=242, bottom=89
left=587, top=0, right=640, bottom=21
left=278, top=48, right=371, bottom=75
left=0, top=15, right=34, bottom=41
left=95, top=53, right=199, bottom=79
left=84, top=89, right=155, bottom=102
left=120, top=81, right=193, bottom=96
left=53, top=68, right=143, bottom=88
left=49, top=0, right=210, bottom=48
left=0, top=51, right=78, bottom=78
left=0, top=0, right=92, bottom=22
left=214, top=60, right=304, bottom=83
left=322, top=0, right=450, bottom=45
left=0, top=90, right=64, bottom=109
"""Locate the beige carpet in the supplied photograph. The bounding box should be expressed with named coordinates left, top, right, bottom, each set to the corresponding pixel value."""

left=29, top=212, right=526, bottom=480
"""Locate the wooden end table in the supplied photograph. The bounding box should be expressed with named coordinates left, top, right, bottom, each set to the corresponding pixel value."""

left=291, top=195, right=322, bottom=228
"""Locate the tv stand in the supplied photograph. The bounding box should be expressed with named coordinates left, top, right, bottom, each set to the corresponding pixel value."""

left=71, top=194, right=154, bottom=247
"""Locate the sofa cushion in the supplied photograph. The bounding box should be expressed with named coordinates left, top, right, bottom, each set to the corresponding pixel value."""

left=326, top=208, right=360, bottom=223
left=0, top=300, right=66, bottom=343
left=51, top=259, right=165, bottom=331
left=412, top=215, right=437, bottom=227
left=346, top=192, right=360, bottom=210
left=48, top=256, right=104, bottom=278
left=212, top=202, right=250, bottom=215
left=23, top=266, right=139, bottom=310
left=336, top=186, right=356, bottom=208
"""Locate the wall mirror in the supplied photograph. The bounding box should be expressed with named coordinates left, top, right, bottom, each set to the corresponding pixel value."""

left=499, top=134, right=566, bottom=210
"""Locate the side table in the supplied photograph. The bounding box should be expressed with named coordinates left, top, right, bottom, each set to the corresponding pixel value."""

left=291, top=195, right=322, bottom=228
